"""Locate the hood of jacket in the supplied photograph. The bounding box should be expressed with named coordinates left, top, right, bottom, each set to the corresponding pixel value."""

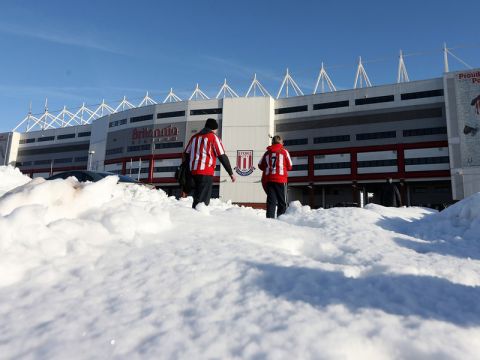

left=267, top=143, right=284, bottom=152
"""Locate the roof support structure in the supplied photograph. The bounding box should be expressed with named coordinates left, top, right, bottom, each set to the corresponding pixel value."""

left=276, top=68, right=304, bottom=99
left=397, top=50, right=410, bottom=83
left=216, top=79, right=239, bottom=99
left=245, top=73, right=271, bottom=97
left=189, top=84, right=210, bottom=101
left=138, top=91, right=157, bottom=107
left=353, top=56, right=372, bottom=89
left=163, top=88, right=182, bottom=103
left=313, top=62, right=336, bottom=93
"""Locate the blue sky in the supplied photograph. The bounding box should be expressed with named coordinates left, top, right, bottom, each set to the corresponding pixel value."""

left=0, top=0, right=479, bottom=131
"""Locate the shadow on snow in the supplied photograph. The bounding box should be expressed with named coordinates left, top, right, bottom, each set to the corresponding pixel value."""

left=248, top=261, right=480, bottom=327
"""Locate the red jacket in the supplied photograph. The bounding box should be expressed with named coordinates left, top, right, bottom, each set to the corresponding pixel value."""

left=258, top=144, right=292, bottom=183
left=185, top=129, right=226, bottom=176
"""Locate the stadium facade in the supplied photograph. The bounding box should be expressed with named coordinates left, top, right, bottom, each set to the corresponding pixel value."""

left=1, top=66, right=480, bottom=209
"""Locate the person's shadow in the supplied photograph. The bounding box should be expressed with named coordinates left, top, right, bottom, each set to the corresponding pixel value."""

left=248, top=262, right=480, bottom=326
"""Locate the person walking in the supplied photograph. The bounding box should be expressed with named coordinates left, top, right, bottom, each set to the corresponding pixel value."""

left=184, top=118, right=236, bottom=208
left=258, top=135, right=292, bottom=218
left=380, top=178, right=402, bottom=207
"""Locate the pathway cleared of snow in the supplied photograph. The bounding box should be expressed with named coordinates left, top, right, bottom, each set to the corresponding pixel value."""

left=0, top=166, right=479, bottom=359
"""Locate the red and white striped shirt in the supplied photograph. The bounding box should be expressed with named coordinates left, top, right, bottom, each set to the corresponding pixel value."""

left=258, top=143, right=292, bottom=183
left=185, top=131, right=226, bottom=176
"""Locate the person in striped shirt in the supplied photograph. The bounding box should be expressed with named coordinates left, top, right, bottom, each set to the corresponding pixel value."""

left=184, top=118, right=236, bottom=208
left=258, top=135, right=293, bottom=218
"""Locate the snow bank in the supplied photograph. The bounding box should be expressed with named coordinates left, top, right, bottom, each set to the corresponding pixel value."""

left=1, top=168, right=480, bottom=359
left=0, top=175, right=172, bottom=287
left=0, top=165, right=31, bottom=196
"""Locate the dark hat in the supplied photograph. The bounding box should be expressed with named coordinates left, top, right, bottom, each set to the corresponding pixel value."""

left=205, top=118, right=218, bottom=130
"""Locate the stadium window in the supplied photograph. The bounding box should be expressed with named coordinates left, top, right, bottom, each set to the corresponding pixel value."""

left=357, top=159, right=397, bottom=167
left=74, top=156, right=88, bottom=162
left=18, top=144, right=90, bottom=156
left=157, top=111, right=186, bottom=119
left=313, top=100, right=349, bottom=110
left=356, top=131, right=396, bottom=140
left=34, top=159, right=51, bottom=165
left=283, top=138, right=308, bottom=146
left=314, top=135, right=350, bottom=144
left=274, top=105, right=308, bottom=115
left=78, top=131, right=91, bottom=137
left=153, top=166, right=178, bottom=173
left=404, top=156, right=449, bottom=165
left=130, top=114, right=154, bottom=123
left=127, top=144, right=151, bottom=152
left=355, top=95, right=394, bottom=105
left=19, top=138, right=36, bottom=144
left=57, top=133, right=75, bottom=140
left=54, top=158, right=73, bottom=163
left=109, top=119, right=127, bottom=128
left=37, top=136, right=55, bottom=142
left=314, top=162, right=351, bottom=170
left=403, top=127, right=447, bottom=137
left=154, top=142, right=184, bottom=149
left=291, top=164, right=309, bottom=171
left=106, top=147, right=124, bottom=156
left=401, top=89, right=444, bottom=100
left=189, top=108, right=222, bottom=116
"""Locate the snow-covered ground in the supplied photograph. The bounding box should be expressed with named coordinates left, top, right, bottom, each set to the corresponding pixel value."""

left=1, top=165, right=480, bottom=359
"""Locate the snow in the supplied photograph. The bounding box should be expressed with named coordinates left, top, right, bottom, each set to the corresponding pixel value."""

left=1, top=165, right=480, bottom=359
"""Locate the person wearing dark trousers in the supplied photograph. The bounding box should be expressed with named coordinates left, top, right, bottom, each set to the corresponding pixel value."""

left=380, top=178, right=402, bottom=207
left=184, top=118, right=236, bottom=209
left=258, top=135, right=293, bottom=218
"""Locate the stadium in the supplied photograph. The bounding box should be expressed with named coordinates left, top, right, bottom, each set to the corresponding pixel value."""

left=1, top=50, right=479, bottom=209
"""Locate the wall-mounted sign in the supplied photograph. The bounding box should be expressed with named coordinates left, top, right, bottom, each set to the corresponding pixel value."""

left=455, top=71, right=480, bottom=167
left=235, top=150, right=255, bottom=176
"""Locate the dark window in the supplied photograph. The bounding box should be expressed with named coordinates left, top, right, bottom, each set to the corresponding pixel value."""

left=19, top=138, right=35, bottom=144
left=401, top=89, right=444, bottom=100
left=403, top=127, right=447, bottom=137
left=18, top=143, right=90, bottom=156
left=106, top=147, right=124, bottom=156
left=356, top=131, right=396, bottom=140
left=313, top=100, right=349, bottom=110
left=314, top=135, right=350, bottom=144
left=55, top=158, right=73, bottom=163
left=34, top=159, right=51, bottom=165
left=78, top=131, right=91, bottom=137
left=355, top=95, right=394, bottom=105
left=275, top=105, right=308, bottom=115
left=190, top=108, right=222, bottom=116
left=314, top=162, right=351, bottom=170
left=357, top=159, right=397, bottom=167
left=276, top=107, right=443, bottom=132
left=127, top=144, right=151, bottom=152
left=405, top=156, right=450, bottom=165
left=154, top=142, right=184, bottom=149
left=57, top=134, right=75, bottom=140
left=130, top=114, right=153, bottom=123
left=153, top=166, right=178, bottom=173
left=284, top=138, right=308, bottom=146
left=157, top=110, right=185, bottom=119
left=74, top=156, right=88, bottom=162
left=19, top=161, right=33, bottom=166
left=37, top=136, right=55, bottom=142
left=109, top=119, right=127, bottom=128
left=291, top=164, right=309, bottom=171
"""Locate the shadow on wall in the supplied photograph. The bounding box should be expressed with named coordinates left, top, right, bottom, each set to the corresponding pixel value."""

left=248, top=262, right=480, bottom=327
